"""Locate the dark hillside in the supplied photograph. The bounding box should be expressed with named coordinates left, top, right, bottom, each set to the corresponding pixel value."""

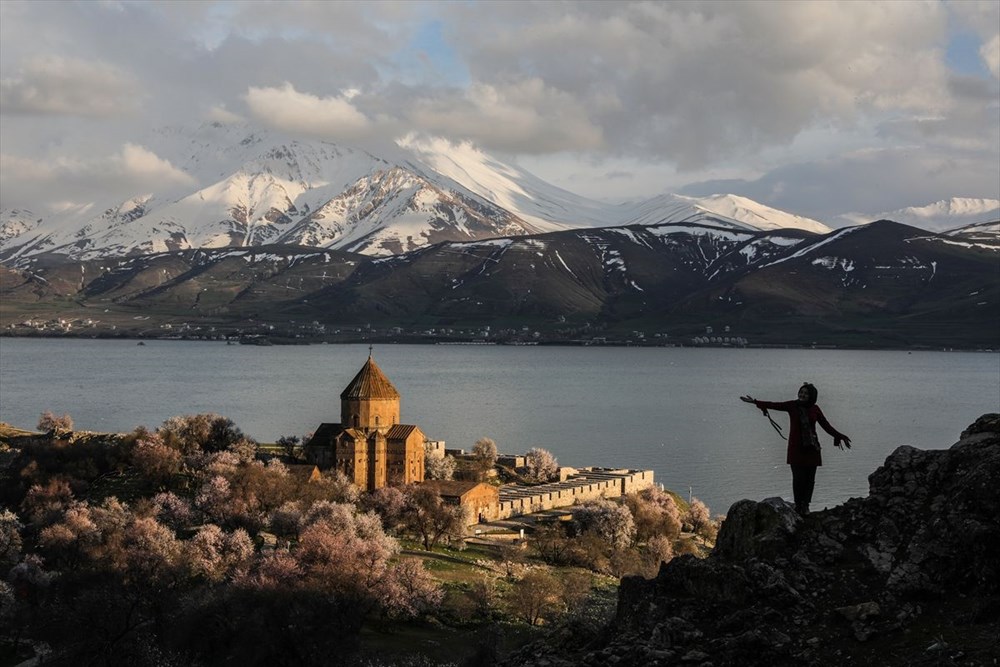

left=2, top=220, right=997, bottom=347
left=671, top=221, right=1000, bottom=346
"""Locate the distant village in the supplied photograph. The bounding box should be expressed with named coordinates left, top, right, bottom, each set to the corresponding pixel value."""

left=7, top=316, right=755, bottom=348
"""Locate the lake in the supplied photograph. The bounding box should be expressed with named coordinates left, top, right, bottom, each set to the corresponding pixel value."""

left=1, top=337, right=997, bottom=516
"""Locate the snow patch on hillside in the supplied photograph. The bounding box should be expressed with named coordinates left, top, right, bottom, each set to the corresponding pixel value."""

left=761, top=226, right=863, bottom=268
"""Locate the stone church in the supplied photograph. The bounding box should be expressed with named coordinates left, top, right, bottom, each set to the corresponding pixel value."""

left=304, top=352, right=425, bottom=491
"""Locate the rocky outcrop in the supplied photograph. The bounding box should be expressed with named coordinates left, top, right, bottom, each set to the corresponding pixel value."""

left=505, top=414, right=1000, bottom=666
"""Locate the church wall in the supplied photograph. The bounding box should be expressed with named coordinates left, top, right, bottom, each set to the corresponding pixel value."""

left=335, top=435, right=370, bottom=490
left=403, top=430, right=424, bottom=484
left=309, top=446, right=333, bottom=468
left=341, top=398, right=399, bottom=431
left=386, top=442, right=407, bottom=486
left=385, top=430, right=426, bottom=486
left=367, top=435, right=387, bottom=491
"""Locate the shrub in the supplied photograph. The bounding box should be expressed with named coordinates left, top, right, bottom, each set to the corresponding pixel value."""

left=625, top=486, right=683, bottom=541
left=0, top=510, right=24, bottom=573
left=642, top=534, right=674, bottom=577
left=424, top=442, right=457, bottom=481
left=471, top=437, right=498, bottom=480
left=131, top=436, right=182, bottom=487
left=575, top=499, right=636, bottom=551
left=684, top=498, right=712, bottom=536
left=158, top=413, right=248, bottom=455
left=38, top=411, right=73, bottom=432
left=508, top=570, right=562, bottom=626
left=523, top=447, right=558, bottom=483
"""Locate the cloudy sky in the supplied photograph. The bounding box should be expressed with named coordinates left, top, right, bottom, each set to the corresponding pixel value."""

left=1, top=0, right=998, bottom=223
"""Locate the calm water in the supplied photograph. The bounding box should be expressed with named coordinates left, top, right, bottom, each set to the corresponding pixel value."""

left=1, top=338, right=997, bottom=515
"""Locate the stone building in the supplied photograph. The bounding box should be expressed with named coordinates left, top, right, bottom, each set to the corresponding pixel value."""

left=305, top=353, right=425, bottom=491
left=421, top=480, right=501, bottom=522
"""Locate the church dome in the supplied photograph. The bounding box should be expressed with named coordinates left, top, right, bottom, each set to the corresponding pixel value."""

left=340, top=355, right=400, bottom=400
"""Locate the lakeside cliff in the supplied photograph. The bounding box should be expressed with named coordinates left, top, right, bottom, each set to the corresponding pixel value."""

left=505, top=414, right=1000, bottom=666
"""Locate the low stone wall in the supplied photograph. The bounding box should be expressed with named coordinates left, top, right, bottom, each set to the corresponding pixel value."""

left=495, top=467, right=654, bottom=519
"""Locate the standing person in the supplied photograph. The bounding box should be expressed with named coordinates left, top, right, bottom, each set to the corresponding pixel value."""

left=740, top=383, right=851, bottom=515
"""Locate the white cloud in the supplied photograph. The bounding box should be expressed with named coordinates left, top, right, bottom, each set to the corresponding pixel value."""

left=445, top=1, right=953, bottom=167
left=116, top=143, right=193, bottom=184
left=948, top=0, right=1000, bottom=77
left=206, top=104, right=245, bottom=124
left=406, top=79, right=603, bottom=154
left=0, top=1, right=997, bottom=220
left=244, top=83, right=372, bottom=139
left=0, top=144, right=193, bottom=211
left=982, top=35, right=1000, bottom=78
left=0, top=55, right=138, bottom=117
left=677, top=145, right=1000, bottom=224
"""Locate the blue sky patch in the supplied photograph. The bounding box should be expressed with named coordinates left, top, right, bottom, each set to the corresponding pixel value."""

left=945, top=31, right=990, bottom=77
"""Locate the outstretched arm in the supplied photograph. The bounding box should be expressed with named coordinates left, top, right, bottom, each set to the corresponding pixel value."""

left=741, top=395, right=794, bottom=413
left=816, top=407, right=852, bottom=449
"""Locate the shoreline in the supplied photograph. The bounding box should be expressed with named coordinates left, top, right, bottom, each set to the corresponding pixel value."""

left=0, top=331, right=995, bottom=353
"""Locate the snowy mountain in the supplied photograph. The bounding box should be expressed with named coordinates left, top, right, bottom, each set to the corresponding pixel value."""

left=1, top=124, right=831, bottom=262
left=615, top=193, right=831, bottom=234
left=400, top=137, right=833, bottom=234
left=0, top=127, right=554, bottom=261
left=839, top=198, right=1000, bottom=232
left=0, top=209, right=41, bottom=246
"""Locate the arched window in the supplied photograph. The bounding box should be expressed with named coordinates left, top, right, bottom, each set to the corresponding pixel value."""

left=353, top=414, right=359, bottom=428
left=375, top=415, right=380, bottom=426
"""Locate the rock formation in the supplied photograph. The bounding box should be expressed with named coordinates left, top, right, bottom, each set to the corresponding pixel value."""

left=505, top=414, right=1000, bottom=666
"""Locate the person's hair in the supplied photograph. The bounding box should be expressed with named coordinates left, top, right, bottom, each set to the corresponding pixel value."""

left=799, top=382, right=818, bottom=405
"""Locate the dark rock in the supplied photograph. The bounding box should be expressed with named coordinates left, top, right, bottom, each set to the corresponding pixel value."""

left=713, top=496, right=801, bottom=561
left=835, top=601, right=880, bottom=622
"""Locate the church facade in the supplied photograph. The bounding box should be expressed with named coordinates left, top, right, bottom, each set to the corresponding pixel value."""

left=304, top=353, right=425, bottom=491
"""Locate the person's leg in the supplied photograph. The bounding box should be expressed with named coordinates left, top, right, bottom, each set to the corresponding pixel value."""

left=790, top=465, right=804, bottom=509
left=790, top=465, right=816, bottom=515
left=801, top=465, right=817, bottom=509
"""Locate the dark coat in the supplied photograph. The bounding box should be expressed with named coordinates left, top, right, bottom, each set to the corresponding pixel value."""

left=753, top=400, right=846, bottom=466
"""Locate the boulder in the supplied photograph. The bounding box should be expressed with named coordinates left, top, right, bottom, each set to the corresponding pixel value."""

left=713, top=496, right=800, bottom=561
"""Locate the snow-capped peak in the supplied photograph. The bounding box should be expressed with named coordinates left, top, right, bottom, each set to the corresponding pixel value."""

left=397, top=136, right=832, bottom=235
left=840, top=197, right=1000, bottom=232
left=0, top=124, right=887, bottom=264
left=397, top=134, right=602, bottom=230
left=677, top=194, right=832, bottom=234
left=612, top=193, right=830, bottom=235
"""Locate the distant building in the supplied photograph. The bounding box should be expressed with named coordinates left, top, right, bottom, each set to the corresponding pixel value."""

left=425, top=440, right=447, bottom=459
left=421, top=480, right=501, bottom=522
left=285, top=463, right=322, bottom=484
left=497, top=454, right=525, bottom=469
left=304, top=352, right=425, bottom=491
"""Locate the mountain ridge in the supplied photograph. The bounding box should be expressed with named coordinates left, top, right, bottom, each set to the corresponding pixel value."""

left=1, top=124, right=832, bottom=262
left=838, top=197, right=1000, bottom=231
left=3, top=218, right=996, bottom=349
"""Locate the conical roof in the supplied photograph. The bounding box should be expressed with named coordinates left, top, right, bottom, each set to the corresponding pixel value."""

left=340, top=355, right=400, bottom=400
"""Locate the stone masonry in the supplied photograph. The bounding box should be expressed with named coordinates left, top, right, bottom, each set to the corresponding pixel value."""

left=497, top=467, right=654, bottom=519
